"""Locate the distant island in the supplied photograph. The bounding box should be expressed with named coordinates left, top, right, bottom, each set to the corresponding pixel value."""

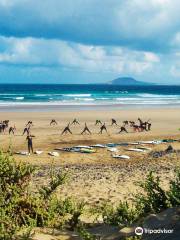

left=109, top=77, right=154, bottom=86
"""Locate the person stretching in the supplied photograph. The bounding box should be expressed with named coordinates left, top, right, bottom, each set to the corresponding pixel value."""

left=9, top=126, right=16, bottom=135
left=81, top=123, right=91, bottom=135
left=50, top=119, right=58, bottom=125
left=118, top=126, right=128, bottom=133
left=61, top=123, right=72, bottom=135
left=22, top=126, right=30, bottom=136
left=99, top=123, right=108, bottom=134
left=95, top=119, right=102, bottom=125
left=111, top=118, right=118, bottom=126
left=71, top=118, right=80, bottom=125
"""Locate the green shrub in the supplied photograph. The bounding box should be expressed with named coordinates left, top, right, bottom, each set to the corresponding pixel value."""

left=168, top=168, right=180, bottom=206
left=135, top=171, right=169, bottom=216
left=1, top=150, right=179, bottom=239
left=40, top=167, right=68, bottom=199
left=0, top=151, right=85, bottom=239
left=94, top=200, right=138, bottom=227
left=45, top=196, right=86, bottom=230
left=0, top=151, right=36, bottom=239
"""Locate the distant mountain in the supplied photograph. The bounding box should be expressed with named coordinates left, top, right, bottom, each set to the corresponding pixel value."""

left=109, top=77, right=154, bottom=86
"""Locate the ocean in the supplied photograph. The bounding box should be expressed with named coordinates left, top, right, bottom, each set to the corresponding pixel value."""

left=0, top=84, right=180, bottom=111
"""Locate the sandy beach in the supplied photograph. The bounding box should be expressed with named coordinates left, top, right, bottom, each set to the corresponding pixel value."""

left=0, top=107, right=180, bottom=206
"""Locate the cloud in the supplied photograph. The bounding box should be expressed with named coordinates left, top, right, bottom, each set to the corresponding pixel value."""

left=170, top=65, right=180, bottom=77
left=0, top=36, right=160, bottom=76
left=0, top=0, right=179, bottom=84
left=0, top=0, right=179, bottom=52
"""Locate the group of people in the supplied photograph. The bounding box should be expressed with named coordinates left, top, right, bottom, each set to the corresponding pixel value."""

left=60, top=118, right=152, bottom=135
left=1, top=117, right=152, bottom=136
left=0, top=117, right=152, bottom=154
left=0, top=119, right=34, bottom=154
left=0, top=120, right=9, bottom=133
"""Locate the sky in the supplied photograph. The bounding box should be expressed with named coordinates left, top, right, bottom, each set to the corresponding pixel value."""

left=0, top=0, right=179, bottom=84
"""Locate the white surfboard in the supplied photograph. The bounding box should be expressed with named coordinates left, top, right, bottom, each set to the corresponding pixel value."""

left=126, top=148, right=146, bottom=152
left=48, top=151, right=59, bottom=157
left=107, top=147, right=118, bottom=152
left=15, top=151, right=30, bottom=156
left=112, top=154, right=130, bottom=159
left=35, top=150, right=43, bottom=155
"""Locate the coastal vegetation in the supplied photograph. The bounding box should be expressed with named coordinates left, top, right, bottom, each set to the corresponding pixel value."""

left=0, top=151, right=179, bottom=239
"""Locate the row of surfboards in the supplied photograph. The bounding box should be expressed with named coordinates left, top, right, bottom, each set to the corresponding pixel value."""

left=15, top=139, right=178, bottom=158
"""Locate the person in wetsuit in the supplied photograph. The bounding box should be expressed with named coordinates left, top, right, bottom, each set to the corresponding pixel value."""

left=50, top=119, right=58, bottom=125
left=22, top=126, right=30, bottom=136
left=147, top=122, right=152, bottom=131
left=26, top=135, right=34, bottom=154
left=26, top=121, right=33, bottom=127
left=95, top=119, right=102, bottom=125
left=111, top=118, right=118, bottom=126
left=99, top=123, right=108, bottom=134
left=61, top=123, right=72, bottom=135
left=71, top=118, right=80, bottom=125
left=81, top=123, right=91, bottom=135
left=118, top=126, right=128, bottom=133
left=9, top=126, right=16, bottom=135
left=0, top=123, right=5, bottom=133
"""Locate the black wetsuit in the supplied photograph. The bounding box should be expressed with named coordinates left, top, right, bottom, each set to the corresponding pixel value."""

left=72, top=119, right=80, bottom=125
left=23, top=127, right=30, bottom=136
left=9, top=127, right=15, bottom=135
left=26, top=136, right=34, bottom=154
left=81, top=123, right=91, bottom=134
left=1, top=124, right=6, bottom=132
left=147, top=123, right=151, bottom=131
left=95, top=120, right=102, bottom=125
left=61, top=125, right=72, bottom=135
left=119, top=126, right=128, bottom=133
left=99, top=124, right=108, bottom=134
left=0, top=124, right=3, bottom=133
left=111, top=119, right=117, bottom=126
left=50, top=119, right=58, bottom=125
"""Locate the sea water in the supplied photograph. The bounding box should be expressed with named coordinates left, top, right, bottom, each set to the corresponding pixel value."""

left=0, top=84, right=180, bottom=110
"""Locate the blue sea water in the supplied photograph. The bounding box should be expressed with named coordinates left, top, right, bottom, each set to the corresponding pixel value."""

left=0, top=84, right=180, bottom=108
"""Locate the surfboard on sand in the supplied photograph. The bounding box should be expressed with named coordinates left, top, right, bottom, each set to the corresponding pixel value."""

left=35, top=150, right=43, bottom=155
left=112, top=154, right=130, bottom=159
left=126, top=148, right=146, bottom=152
left=91, top=144, right=106, bottom=148
left=136, top=147, right=152, bottom=151
left=48, top=152, right=59, bottom=157
left=74, top=145, right=93, bottom=149
left=79, top=148, right=96, bottom=153
left=15, top=151, right=30, bottom=156
left=107, top=147, right=118, bottom=152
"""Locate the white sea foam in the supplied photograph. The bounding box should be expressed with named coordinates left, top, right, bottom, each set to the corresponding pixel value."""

left=34, top=94, right=47, bottom=97
left=14, top=97, right=24, bottom=100
left=63, top=94, right=92, bottom=97
left=137, top=93, right=179, bottom=98
left=95, top=98, right=110, bottom=100
left=74, top=98, right=95, bottom=101
left=115, top=97, right=141, bottom=101
left=0, top=91, right=180, bottom=107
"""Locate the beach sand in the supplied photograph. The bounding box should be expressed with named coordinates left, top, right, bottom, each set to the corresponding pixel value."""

left=0, top=108, right=180, bottom=205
